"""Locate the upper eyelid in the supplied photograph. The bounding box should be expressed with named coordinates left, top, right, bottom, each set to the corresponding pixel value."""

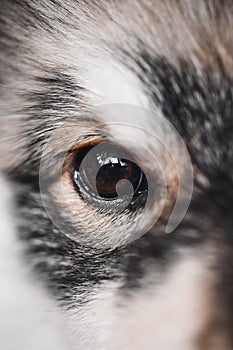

left=61, top=136, right=108, bottom=175
left=46, top=132, right=107, bottom=164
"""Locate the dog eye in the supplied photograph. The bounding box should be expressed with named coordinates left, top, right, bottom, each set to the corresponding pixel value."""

left=50, top=136, right=177, bottom=249
left=74, top=150, right=144, bottom=199
left=69, top=142, right=148, bottom=209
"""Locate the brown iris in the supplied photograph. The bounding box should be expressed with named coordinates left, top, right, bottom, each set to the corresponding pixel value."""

left=92, top=157, right=143, bottom=199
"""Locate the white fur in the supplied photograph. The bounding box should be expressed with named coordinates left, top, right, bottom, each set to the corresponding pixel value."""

left=67, top=250, right=212, bottom=350
left=83, top=58, right=150, bottom=108
left=0, top=175, right=71, bottom=350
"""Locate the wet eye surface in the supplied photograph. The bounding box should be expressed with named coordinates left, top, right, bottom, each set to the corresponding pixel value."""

left=69, top=142, right=148, bottom=210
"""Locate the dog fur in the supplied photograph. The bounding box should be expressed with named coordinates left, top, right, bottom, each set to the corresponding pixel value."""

left=0, top=1, right=233, bottom=349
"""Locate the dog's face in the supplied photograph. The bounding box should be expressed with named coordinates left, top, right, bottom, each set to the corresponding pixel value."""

left=1, top=1, right=233, bottom=349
